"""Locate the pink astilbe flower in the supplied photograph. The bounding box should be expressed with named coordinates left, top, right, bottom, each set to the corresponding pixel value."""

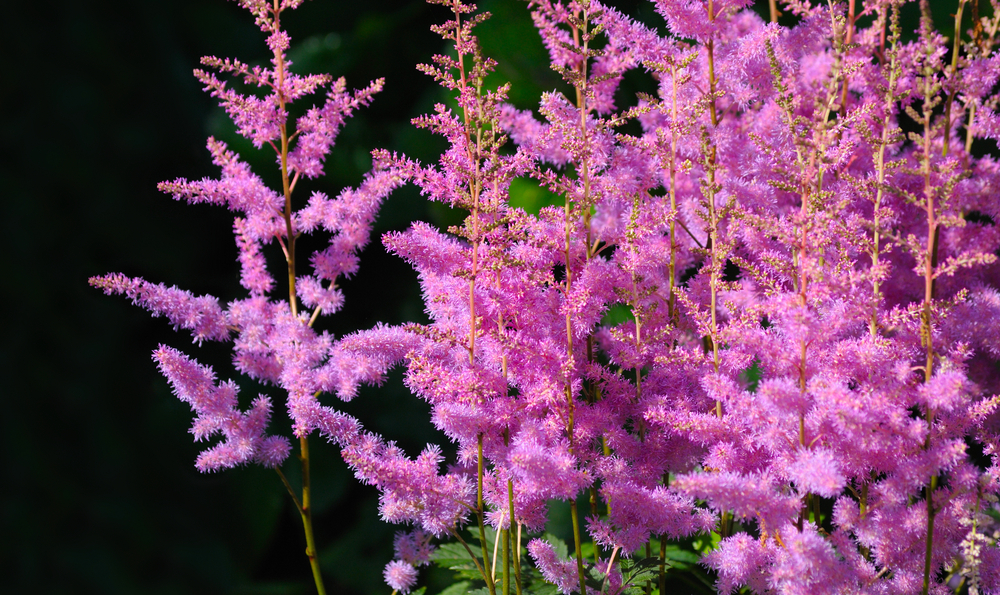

left=393, top=529, right=436, bottom=566
left=508, top=425, right=590, bottom=502
left=288, top=77, right=384, bottom=179
left=342, top=436, right=473, bottom=535
left=153, top=345, right=290, bottom=471
left=96, top=0, right=1000, bottom=592
left=786, top=448, right=845, bottom=498
left=770, top=524, right=852, bottom=595
left=527, top=538, right=582, bottom=595
left=383, top=560, right=418, bottom=594
left=159, top=137, right=282, bottom=215
left=703, top=533, right=774, bottom=595
left=91, top=0, right=399, bottom=487
left=90, top=274, right=230, bottom=344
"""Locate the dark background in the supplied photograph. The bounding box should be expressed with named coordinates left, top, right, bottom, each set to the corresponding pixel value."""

left=1, top=1, right=963, bottom=594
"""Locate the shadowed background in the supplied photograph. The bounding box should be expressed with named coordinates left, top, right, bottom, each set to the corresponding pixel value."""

left=1, top=0, right=958, bottom=593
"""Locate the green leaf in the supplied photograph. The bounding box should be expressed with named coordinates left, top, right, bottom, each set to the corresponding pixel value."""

left=433, top=542, right=487, bottom=580
left=508, top=177, right=562, bottom=215
left=468, top=525, right=499, bottom=551
left=523, top=583, right=560, bottom=595
left=620, top=556, right=667, bottom=586
left=600, top=303, right=634, bottom=327
left=433, top=542, right=481, bottom=570
left=661, top=545, right=700, bottom=565
left=585, top=564, right=605, bottom=591
left=435, top=581, right=471, bottom=595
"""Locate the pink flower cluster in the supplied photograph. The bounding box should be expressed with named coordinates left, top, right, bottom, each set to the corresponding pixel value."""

left=93, top=0, right=1000, bottom=594
left=91, top=0, right=400, bottom=472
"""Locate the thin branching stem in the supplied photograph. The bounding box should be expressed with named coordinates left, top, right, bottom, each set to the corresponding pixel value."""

left=275, top=467, right=304, bottom=515
left=565, top=7, right=594, bottom=594
left=451, top=527, right=493, bottom=586
left=918, top=6, right=942, bottom=591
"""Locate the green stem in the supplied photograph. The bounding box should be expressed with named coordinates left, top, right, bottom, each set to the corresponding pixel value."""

left=451, top=528, right=493, bottom=587
left=478, top=435, right=497, bottom=595
left=942, top=0, right=967, bottom=158
left=870, top=3, right=901, bottom=336
left=658, top=534, right=668, bottom=595
left=919, top=6, right=941, bottom=585
left=719, top=510, right=733, bottom=539
left=570, top=499, right=587, bottom=595
left=298, top=436, right=327, bottom=595
left=275, top=466, right=303, bottom=515
left=922, top=474, right=939, bottom=595
left=502, top=528, right=510, bottom=595
left=644, top=542, right=652, bottom=595
left=508, top=479, right=522, bottom=595
left=271, top=0, right=297, bottom=319
left=589, top=486, right=600, bottom=565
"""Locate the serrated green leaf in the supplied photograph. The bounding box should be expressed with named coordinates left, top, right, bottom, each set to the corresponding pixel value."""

left=624, top=566, right=660, bottom=586
left=661, top=545, right=700, bottom=565
left=621, top=556, right=666, bottom=582
left=524, top=583, right=559, bottom=595
left=466, top=526, right=499, bottom=559
left=585, top=565, right=604, bottom=590
left=436, top=582, right=472, bottom=595
left=433, top=542, right=481, bottom=571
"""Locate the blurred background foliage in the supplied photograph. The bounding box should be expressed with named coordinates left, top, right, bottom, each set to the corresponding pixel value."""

left=1, top=0, right=970, bottom=593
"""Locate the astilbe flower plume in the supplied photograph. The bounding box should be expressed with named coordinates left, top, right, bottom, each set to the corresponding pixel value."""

left=91, top=0, right=403, bottom=592
left=95, top=0, right=1000, bottom=594
left=337, top=0, right=1000, bottom=594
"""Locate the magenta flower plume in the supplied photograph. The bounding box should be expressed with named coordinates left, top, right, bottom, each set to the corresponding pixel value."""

left=90, top=274, right=230, bottom=344
left=91, top=0, right=401, bottom=473
left=95, top=0, right=1000, bottom=593
left=153, top=345, right=290, bottom=471
left=527, top=538, right=582, bottom=595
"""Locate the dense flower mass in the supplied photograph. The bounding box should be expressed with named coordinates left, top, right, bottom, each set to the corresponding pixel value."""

left=94, top=0, right=1000, bottom=594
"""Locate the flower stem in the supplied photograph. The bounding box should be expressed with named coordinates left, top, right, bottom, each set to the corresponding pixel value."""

left=299, top=436, right=327, bottom=595
left=919, top=5, right=941, bottom=586
left=271, top=0, right=298, bottom=318
left=478, top=434, right=498, bottom=595
left=275, top=467, right=303, bottom=515
left=922, top=474, right=939, bottom=595
left=658, top=534, right=668, bottom=595
left=942, top=0, right=968, bottom=158
left=508, top=481, right=522, bottom=594
left=451, top=527, right=493, bottom=587
left=502, top=527, right=510, bottom=595
left=871, top=3, right=902, bottom=336
left=570, top=498, right=587, bottom=595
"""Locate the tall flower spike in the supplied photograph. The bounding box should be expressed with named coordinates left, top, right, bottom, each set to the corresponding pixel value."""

left=93, top=1, right=391, bottom=592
